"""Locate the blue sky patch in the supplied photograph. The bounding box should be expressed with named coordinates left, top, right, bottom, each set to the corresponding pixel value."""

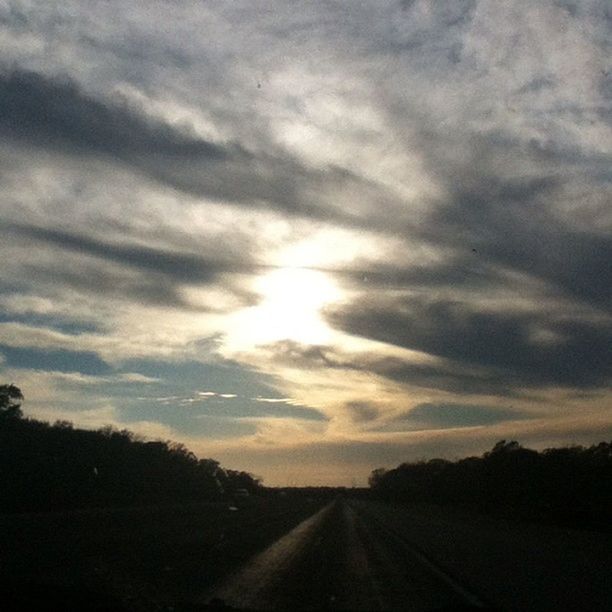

left=0, top=344, right=112, bottom=375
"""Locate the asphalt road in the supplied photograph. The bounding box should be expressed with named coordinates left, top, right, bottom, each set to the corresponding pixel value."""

left=201, top=497, right=612, bottom=611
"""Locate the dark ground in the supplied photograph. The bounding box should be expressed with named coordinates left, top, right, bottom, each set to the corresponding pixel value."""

left=204, top=497, right=612, bottom=611
left=2, top=495, right=612, bottom=611
left=350, top=499, right=612, bottom=612
left=0, top=495, right=326, bottom=610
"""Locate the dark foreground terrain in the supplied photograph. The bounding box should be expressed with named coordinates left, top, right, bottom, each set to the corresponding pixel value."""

left=2, top=496, right=612, bottom=611
left=202, top=497, right=612, bottom=611
left=0, top=495, right=326, bottom=610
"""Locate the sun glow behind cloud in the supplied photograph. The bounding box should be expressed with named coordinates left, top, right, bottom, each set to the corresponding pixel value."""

left=225, top=267, right=342, bottom=351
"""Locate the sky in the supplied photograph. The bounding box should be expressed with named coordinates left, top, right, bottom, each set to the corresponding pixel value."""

left=0, top=0, right=610, bottom=485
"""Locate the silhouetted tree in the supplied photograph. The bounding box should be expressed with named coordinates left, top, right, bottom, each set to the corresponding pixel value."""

left=368, top=468, right=387, bottom=489
left=0, top=383, right=23, bottom=419
left=484, top=439, right=522, bottom=457
left=368, top=439, right=612, bottom=531
left=0, top=384, right=263, bottom=512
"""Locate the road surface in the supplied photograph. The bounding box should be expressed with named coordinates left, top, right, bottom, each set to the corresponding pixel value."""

left=201, top=497, right=612, bottom=611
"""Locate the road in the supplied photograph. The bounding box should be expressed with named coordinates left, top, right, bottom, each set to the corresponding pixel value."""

left=201, top=497, right=612, bottom=611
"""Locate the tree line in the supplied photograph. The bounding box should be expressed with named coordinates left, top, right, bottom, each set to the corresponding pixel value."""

left=369, top=439, right=612, bottom=530
left=0, top=385, right=261, bottom=512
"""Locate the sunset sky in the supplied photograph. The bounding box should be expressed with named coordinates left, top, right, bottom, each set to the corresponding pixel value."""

left=1, top=0, right=610, bottom=485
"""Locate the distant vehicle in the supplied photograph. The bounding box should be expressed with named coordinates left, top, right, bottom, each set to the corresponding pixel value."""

left=234, top=488, right=250, bottom=499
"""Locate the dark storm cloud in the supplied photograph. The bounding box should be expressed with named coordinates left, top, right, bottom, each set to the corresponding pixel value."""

left=0, top=69, right=395, bottom=223
left=0, top=69, right=226, bottom=160
left=417, top=173, right=612, bottom=311
left=327, top=296, right=612, bottom=390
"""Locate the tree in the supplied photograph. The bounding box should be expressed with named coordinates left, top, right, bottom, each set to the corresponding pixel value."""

left=483, top=439, right=523, bottom=459
left=0, top=384, right=23, bottom=419
left=368, top=467, right=387, bottom=489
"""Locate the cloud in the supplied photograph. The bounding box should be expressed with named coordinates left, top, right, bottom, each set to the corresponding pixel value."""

left=9, top=223, right=248, bottom=283
left=254, top=397, right=293, bottom=404
left=118, top=372, right=158, bottom=384
left=386, top=402, right=529, bottom=431
left=2, top=222, right=262, bottom=312
left=261, top=330, right=612, bottom=399
left=258, top=340, right=343, bottom=370
left=0, top=68, right=226, bottom=161
left=0, top=68, right=396, bottom=225
left=345, top=401, right=380, bottom=423
left=365, top=356, right=522, bottom=397
left=0, top=303, right=101, bottom=336
left=416, top=172, right=612, bottom=312
left=192, top=391, right=239, bottom=399
left=0, top=368, right=155, bottom=388
left=260, top=340, right=489, bottom=396
left=327, top=296, right=612, bottom=391
left=333, top=255, right=502, bottom=292
left=258, top=339, right=503, bottom=396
